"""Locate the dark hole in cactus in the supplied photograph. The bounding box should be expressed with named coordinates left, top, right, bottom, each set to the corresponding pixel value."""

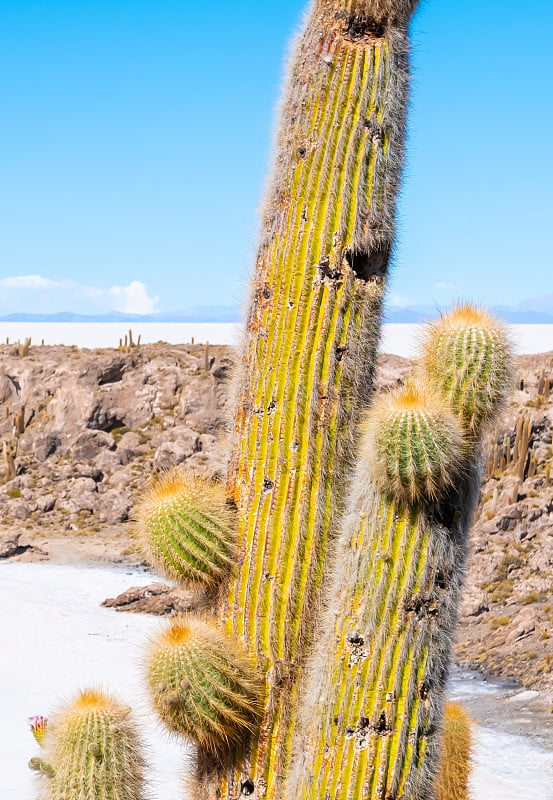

left=375, top=711, right=389, bottom=735
left=240, top=779, right=255, bottom=796
left=337, top=12, right=387, bottom=41
left=263, top=478, right=274, bottom=492
left=435, top=572, right=447, bottom=590
left=345, top=244, right=390, bottom=281
left=318, top=256, right=342, bottom=282
left=346, top=632, right=365, bottom=646
left=363, top=117, right=383, bottom=142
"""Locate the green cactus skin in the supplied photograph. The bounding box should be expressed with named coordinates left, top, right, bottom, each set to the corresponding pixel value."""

left=361, top=383, right=467, bottom=504
left=421, top=305, right=513, bottom=436
left=145, top=617, right=263, bottom=754
left=31, top=689, right=145, bottom=800
left=207, top=1, right=419, bottom=796
left=135, top=469, right=236, bottom=590
left=287, top=309, right=511, bottom=800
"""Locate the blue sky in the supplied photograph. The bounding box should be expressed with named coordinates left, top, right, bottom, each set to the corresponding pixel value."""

left=0, top=0, right=551, bottom=317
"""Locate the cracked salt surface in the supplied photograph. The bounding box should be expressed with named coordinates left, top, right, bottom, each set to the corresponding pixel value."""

left=2, top=562, right=552, bottom=798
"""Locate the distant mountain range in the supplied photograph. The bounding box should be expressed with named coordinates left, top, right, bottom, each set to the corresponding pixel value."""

left=383, top=306, right=553, bottom=324
left=0, top=306, right=242, bottom=323
left=1, top=303, right=553, bottom=324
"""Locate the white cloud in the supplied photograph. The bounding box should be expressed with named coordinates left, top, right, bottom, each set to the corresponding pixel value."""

left=388, top=291, right=411, bottom=308
left=434, top=282, right=458, bottom=291
left=108, top=281, right=159, bottom=315
left=0, top=274, right=62, bottom=289
left=0, top=274, right=159, bottom=316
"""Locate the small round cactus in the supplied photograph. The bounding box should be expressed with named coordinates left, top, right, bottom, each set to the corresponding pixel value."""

left=135, top=469, right=236, bottom=590
left=145, top=617, right=263, bottom=753
left=361, top=382, right=466, bottom=504
left=29, top=689, right=145, bottom=800
left=420, top=304, right=512, bottom=436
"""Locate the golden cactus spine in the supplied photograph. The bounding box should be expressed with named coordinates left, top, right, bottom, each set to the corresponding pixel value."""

left=29, top=690, right=145, bottom=800
left=145, top=617, right=263, bottom=753
left=288, top=308, right=511, bottom=800
left=212, top=0, right=419, bottom=796
left=435, top=702, right=473, bottom=800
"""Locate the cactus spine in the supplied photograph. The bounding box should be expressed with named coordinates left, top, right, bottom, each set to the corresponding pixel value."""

left=436, top=702, right=473, bottom=800
left=288, top=308, right=511, bottom=800
left=29, top=689, right=145, bottom=800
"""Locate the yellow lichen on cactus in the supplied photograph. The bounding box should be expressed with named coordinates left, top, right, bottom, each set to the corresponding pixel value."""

left=361, top=381, right=467, bottom=503
left=421, top=304, right=513, bottom=436
left=435, top=702, right=472, bottom=800
left=145, top=617, right=263, bottom=753
left=135, top=469, right=236, bottom=590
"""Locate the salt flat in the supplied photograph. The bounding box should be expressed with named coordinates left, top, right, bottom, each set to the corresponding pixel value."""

left=1, top=562, right=552, bottom=799
left=0, top=322, right=551, bottom=356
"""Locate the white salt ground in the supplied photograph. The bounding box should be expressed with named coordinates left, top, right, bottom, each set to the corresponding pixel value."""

left=0, top=562, right=185, bottom=800
left=0, top=322, right=551, bottom=356
left=1, top=562, right=552, bottom=799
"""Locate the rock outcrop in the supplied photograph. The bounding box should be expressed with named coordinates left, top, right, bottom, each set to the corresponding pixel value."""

left=1, top=340, right=552, bottom=693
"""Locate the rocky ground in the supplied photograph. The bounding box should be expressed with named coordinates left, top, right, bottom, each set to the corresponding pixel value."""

left=1, top=341, right=552, bottom=695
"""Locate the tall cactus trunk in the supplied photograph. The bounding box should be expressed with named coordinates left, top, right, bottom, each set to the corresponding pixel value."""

left=287, top=309, right=511, bottom=800
left=288, top=466, right=481, bottom=800
left=205, top=2, right=419, bottom=797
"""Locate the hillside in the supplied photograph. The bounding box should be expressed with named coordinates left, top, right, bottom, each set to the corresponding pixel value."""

left=0, top=341, right=551, bottom=692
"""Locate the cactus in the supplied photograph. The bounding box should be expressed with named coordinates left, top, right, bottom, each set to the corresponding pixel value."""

left=361, top=382, right=466, bottom=503
left=135, top=469, right=236, bottom=590
left=29, top=689, right=145, bottom=800
left=421, top=305, right=512, bottom=435
left=145, top=617, right=263, bottom=753
left=32, top=3, right=510, bottom=799
left=287, top=307, right=511, bottom=800
left=204, top=0, right=420, bottom=795
left=435, top=702, right=473, bottom=800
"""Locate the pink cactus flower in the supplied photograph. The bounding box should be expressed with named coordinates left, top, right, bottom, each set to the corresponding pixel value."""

left=28, top=715, right=48, bottom=746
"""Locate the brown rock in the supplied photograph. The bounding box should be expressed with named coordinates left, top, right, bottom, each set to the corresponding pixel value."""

left=70, top=430, right=115, bottom=461
left=0, top=531, right=30, bottom=558
left=94, top=490, right=131, bottom=524
left=102, top=583, right=200, bottom=615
